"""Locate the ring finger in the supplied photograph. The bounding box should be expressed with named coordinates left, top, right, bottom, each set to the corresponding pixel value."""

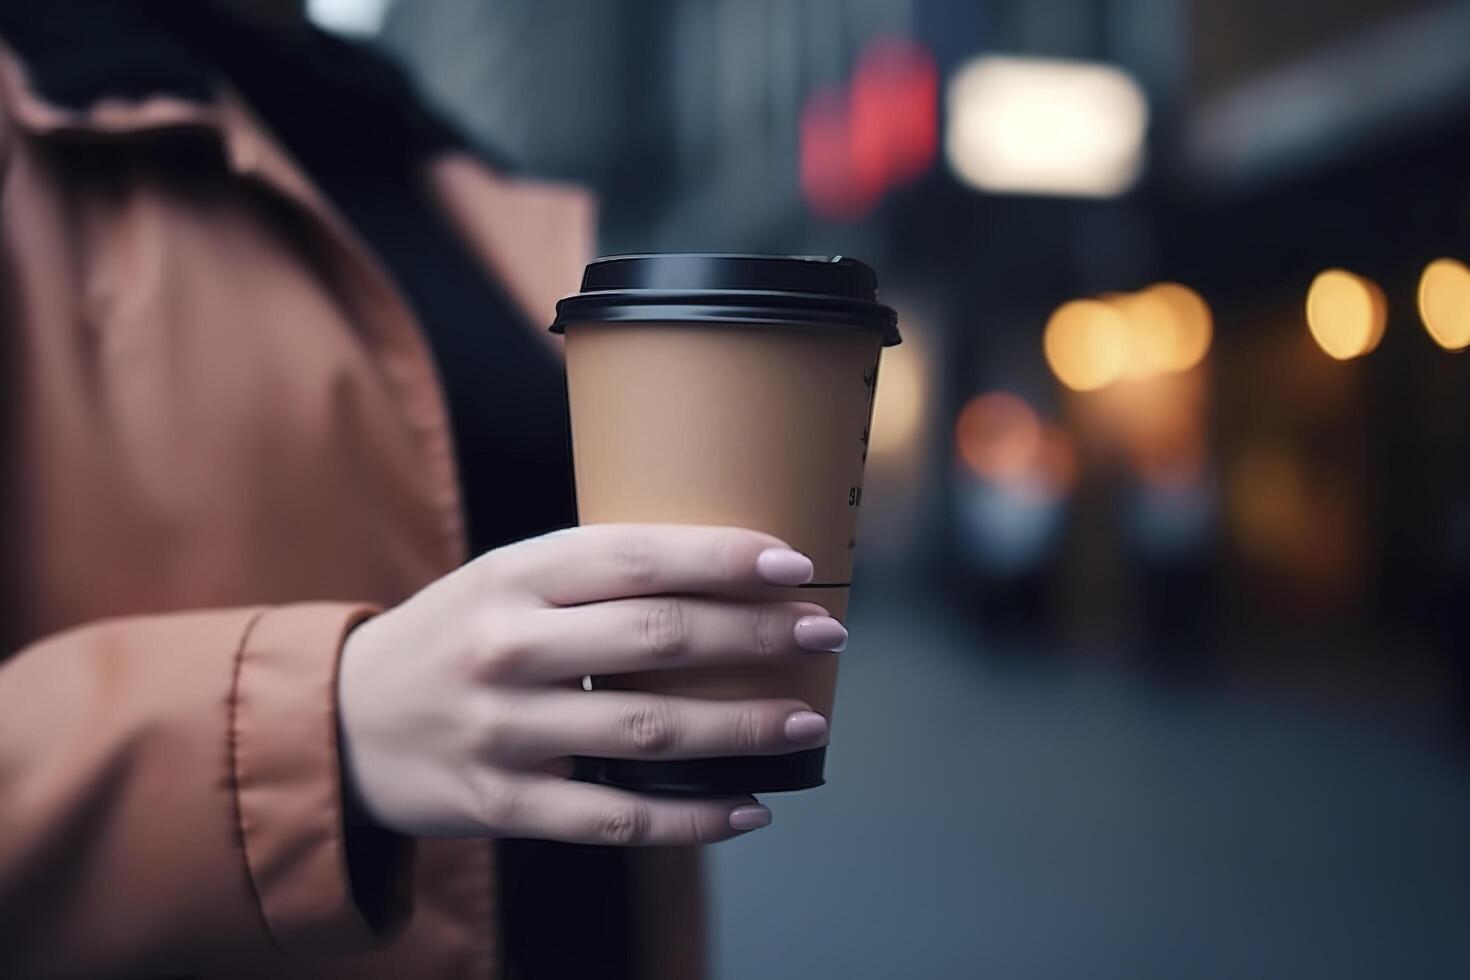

left=499, top=689, right=830, bottom=764
left=486, top=772, right=769, bottom=845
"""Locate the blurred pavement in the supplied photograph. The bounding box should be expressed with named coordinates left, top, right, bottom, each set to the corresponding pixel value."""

left=710, top=586, right=1470, bottom=980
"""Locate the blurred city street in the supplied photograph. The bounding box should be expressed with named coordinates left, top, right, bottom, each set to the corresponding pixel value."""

left=712, top=582, right=1470, bottom=980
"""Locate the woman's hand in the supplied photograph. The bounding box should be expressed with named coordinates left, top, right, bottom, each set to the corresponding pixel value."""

left=336, top=524, right=849, bottom=845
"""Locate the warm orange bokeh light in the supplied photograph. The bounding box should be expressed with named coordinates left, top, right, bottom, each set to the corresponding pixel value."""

left=1105, top=290, right=1176, bottom=380
left=955, top=392, right=1042, bottom=483
left=1305, top=269, right=1386, bottom=360
left=1104, top=284, right=1211, bottom=379
left=1058, top=283, right=1211, bottom=390
left=1043, top=299, right=1130, bottom=391
left=955, top=393, right=1076, bottom=499
left=1417, top=257, right=1470, bottom=352
left=1148, top=282, right=1212, bottom=371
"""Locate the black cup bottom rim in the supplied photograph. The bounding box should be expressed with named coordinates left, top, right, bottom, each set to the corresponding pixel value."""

left=572, top=747, right=827, bottom=797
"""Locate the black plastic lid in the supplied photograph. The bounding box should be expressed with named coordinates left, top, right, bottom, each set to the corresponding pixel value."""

left=550, top=254, right=901, bottom=346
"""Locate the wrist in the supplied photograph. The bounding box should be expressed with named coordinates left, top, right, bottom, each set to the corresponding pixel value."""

left=336, top=617, right=380, bottom=830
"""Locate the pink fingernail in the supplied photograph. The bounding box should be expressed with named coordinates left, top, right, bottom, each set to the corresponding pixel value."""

left=729, top=804, right=772, bottom=831
left=784, top=710, right=829, bottom=745
left=794, top=616, right=847, bottom=652
left=756, top=548, right=814, bottom=586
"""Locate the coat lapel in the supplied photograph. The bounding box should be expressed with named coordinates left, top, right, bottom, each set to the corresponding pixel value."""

left=426, top=152, right=596, bottom=344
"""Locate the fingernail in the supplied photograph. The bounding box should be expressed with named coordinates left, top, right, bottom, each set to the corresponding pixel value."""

left=756, top=548, right=814, bottom=586
left=793, top=616, right=847, bottom=652
left=729, top=804, right=773, bottom=832
left=784, top=710, right=829, bottom=745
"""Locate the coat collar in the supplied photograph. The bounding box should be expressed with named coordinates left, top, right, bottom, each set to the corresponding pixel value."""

left=0, top=33, right=371, bottom=276
left=0, top=0, right=222, bottom=136
left=0, top=8, right=594, bottom=332
left=0, top=39, right=222, bottom=140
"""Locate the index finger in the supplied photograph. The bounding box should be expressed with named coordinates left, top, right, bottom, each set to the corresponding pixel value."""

left=499, top=524, right=814, bottom=606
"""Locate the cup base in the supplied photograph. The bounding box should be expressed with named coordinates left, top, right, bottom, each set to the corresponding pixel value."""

left=572, top=747, right=826, bottom=796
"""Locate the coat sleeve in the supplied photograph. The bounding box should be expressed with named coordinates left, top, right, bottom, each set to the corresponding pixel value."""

left=0, top=602, right=414, bottom=978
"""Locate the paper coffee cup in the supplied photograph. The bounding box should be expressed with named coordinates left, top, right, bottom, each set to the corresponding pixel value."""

left=551, top=254, right=900, bottom=794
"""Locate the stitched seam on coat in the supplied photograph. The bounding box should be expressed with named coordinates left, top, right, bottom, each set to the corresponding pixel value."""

left=226, top=606, right=283, bottom=952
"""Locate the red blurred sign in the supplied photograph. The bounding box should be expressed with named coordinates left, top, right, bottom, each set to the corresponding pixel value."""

left=800, top=36, right=938, bottom=221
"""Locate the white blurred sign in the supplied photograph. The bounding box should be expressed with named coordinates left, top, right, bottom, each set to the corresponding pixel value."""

left=945, top=55, right=1148, bottom=198
left=307, top=0, right=392, bottom=36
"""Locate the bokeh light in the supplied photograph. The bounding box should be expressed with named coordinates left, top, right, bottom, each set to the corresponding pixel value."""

left=945, top=56, right=1148, bottom=198
left=306, top=0, right=391, bottom=35
left=1044, top=299, right=1131, bottom=391
left=1106, top=290, right=1176, bottom=380
left=1305, top=269, right=1386, bottom=360
left=1053, top=285, right=1211, bottom=391
left=1105, top=283, right=1213, bottom=380
left=1417, top=257, right=1470, bottom=351
left=800, top=85, right=874, bottom=220
left=955, top=392, right=1042, bottom=483
left=800, top=35, right=938, bottom=220
left=1148, top=283, right=1213, bottom=371
left=850, top=37, right=939, bottom=193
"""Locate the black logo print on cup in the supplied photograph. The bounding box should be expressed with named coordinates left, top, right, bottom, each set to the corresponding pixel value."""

left=849, top=357, right=881, bottom=532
